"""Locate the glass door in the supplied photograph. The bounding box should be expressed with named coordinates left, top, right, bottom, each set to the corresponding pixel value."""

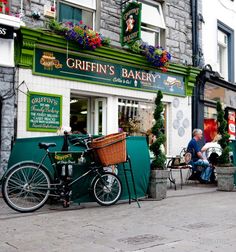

left=94, top=98, right=107, bottom=135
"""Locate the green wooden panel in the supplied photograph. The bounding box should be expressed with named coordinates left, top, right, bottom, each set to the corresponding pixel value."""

left=7, top=136, right=150, bottom=203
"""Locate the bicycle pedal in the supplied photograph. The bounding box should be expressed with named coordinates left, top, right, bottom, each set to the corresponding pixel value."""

left=63, top=200, right=70, bottom=208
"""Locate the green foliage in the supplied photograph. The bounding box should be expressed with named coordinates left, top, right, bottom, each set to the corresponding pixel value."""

left=216, top=101, right=231, bottom=165
left=150, top=90, right=167, bottom=169
left=47, top=20, right=68, bottom=35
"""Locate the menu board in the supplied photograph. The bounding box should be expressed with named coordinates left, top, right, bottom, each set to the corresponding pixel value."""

left=27, top=92, right=62, bottom=132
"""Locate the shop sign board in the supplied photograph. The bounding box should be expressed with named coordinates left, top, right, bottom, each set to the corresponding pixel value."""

left=228, top=111, right=236, bottom=140
left=0, top=24, right=14, bottom=39
left=27, top=91, right=62, bottom=132
left=34, top=48, right=185, bottom=96
left=120, top=2, right=142, bottom=46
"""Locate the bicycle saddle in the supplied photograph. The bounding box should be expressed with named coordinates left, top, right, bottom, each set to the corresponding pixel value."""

left=38, top=142, right=56, bottom=150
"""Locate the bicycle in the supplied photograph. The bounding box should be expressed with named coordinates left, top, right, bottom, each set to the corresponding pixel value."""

left=1, top=134, right=122, bottom=213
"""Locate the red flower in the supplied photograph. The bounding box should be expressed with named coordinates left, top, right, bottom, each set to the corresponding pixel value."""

left=161, top=67, right=168, bottom=73
left=5, top=6, right=9, bottom=12
left=0, top=7, right=2, bottom=12
left=79, top=20, right=83, bottom=24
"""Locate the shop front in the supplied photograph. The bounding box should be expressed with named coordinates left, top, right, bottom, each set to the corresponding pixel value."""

left=192, top=65, right=236, bottom=143
left=16, top=27, right=199, bottom=157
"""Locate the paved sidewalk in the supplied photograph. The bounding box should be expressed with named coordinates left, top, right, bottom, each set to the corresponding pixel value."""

left=1, top=185, right=236, bottom=252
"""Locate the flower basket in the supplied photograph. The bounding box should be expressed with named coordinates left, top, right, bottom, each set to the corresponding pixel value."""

left=90, top=132, right=127, bottom=166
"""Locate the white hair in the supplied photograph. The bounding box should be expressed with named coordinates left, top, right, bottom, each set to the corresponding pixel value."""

left=193, top=128, right=202, bottom=136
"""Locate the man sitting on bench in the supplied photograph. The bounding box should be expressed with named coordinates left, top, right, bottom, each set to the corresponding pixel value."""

left=187, top=129, right=213, bottom=183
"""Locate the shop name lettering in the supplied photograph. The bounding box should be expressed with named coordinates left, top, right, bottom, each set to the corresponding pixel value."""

left=66, top=58, right=160, bottom=83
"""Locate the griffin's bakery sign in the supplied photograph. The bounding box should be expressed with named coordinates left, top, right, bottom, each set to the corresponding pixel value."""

left=120, top=2, right=142, bottom=46
left=34, top=48, right=185, bottom=96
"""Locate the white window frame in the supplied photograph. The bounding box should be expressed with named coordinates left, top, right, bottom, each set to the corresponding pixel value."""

left=217, top=29, right=228, bottom=80
left=140, top=0, right=166, bottom=46
left=58, top=0, right=96, bottom=29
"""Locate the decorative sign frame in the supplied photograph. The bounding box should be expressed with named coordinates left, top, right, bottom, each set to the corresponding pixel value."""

left=120, top=2, right=142, bottom=46
left=27, top=91, right=62, bottom=132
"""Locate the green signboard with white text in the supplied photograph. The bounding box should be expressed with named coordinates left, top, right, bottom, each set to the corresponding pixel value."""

left=27, top=92, right=62, bottom=132
left=34, top=48, right=185, bottom=96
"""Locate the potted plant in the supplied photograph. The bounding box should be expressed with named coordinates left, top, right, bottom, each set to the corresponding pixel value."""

left=149, top=90, right=169, bottom=200
left=215, top=101, right=236, bottom=191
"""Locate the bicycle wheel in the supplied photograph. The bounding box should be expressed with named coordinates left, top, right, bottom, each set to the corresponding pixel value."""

left=92, top=172, right=122, bottom=206
left=2, top=164, right=51, bottom=213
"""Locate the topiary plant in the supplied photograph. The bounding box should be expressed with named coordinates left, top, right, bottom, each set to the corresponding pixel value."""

left=150, top=90, right=167, bottom=169
left=216, top=101, right=231, bottom=165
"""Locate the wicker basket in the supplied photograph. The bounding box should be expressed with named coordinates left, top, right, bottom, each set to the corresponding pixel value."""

left=91, top=132, right=127, bottom=166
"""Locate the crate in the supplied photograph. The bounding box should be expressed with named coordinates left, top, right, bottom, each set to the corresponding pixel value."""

left=90, top=132, right=127, bottom=166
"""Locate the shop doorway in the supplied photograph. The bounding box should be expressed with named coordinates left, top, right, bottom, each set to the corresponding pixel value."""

left=70, top=96, right=107, bottom=135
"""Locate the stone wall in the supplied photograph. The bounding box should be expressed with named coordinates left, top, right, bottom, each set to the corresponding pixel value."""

left=0, top=67, right=15, bottom=177
left=165, top=0, right=192, bottom=65
left=9, top=0, right=193, bottom=64
left=10, top=0, right=54, bottom=28
left=100, top=0, right=193, bottom=64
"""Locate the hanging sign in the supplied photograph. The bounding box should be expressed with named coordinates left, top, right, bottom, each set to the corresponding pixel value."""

left=228, top=111, right=236, bottom=140
left=27, top=92, right=62, bottom=132
left=120, top=2, right=142, bottom=46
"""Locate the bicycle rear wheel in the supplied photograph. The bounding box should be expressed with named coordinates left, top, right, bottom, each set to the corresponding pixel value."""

left=2, top=164, right=51, bottom=213
left=92, top=172, right=122, bottom=206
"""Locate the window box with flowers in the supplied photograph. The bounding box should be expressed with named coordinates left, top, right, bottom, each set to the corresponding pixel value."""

left=0, top=0, right=10, bottom=15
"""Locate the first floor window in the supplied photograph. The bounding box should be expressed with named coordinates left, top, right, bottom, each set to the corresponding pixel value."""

left=58, top=1, right=94, bottom=27
left=140, top=2, right=166, bottom=46
left=217, top=29, right=228, bottom=80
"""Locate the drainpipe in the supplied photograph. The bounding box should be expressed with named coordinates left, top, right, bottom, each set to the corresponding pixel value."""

left=191, top=0, right=199, bottom=67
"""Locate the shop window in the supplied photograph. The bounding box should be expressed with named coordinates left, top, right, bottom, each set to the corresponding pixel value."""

left=70, top=97, right=88, bottom=134
left=140, top=2, right=166, bottom=46
left=217, top=21, right=234, bottom=82
left=58, top=1, right=94, bottom=27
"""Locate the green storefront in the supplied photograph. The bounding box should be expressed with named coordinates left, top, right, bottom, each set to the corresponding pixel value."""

left=11, top=27, right=200, bottom=201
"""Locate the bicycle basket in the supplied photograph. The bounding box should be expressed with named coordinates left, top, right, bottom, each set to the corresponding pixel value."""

left=90, top=132, right=127, bottom=166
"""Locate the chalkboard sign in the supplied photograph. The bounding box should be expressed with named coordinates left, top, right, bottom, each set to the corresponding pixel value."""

left=27, top=92, right=62, bottom=132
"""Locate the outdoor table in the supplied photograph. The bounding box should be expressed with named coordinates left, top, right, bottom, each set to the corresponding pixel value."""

left=7, top=135, right=151, bottom=204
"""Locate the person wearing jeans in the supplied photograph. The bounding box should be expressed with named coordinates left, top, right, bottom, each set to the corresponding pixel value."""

left=187, top=129, right=213, bottom=183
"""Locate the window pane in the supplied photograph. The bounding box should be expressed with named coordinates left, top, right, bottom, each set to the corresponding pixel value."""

left=118, top=98, right=154, bottom=135
left=141, top=3, right=165, bottom=29
left=82, top=9, right=93, bottom=27
left=59, top=3, right=93, bottom=26
left=59, top=3, right=75, bottom=23
left=141, top=28, right=159, bottom=46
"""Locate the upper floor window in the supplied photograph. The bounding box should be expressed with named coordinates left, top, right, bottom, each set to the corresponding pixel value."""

left=58, top=0, right=96, bottom=28
left=141, top=2, right=166, bottom=46
left=217, top=29, right=228, bottom=80
left=217, top=21, right=234, bottom=82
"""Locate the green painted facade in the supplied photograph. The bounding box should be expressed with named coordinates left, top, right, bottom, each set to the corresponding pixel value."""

left=17, top=27, right=200, bottom=96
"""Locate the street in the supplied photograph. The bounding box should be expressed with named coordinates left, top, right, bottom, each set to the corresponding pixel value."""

left=1, top=186, right=236, bottom=252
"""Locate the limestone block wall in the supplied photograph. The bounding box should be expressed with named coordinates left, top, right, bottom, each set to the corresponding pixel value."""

left=9, top=0, right=193, bottom=65
left=0, top=67, right=15, bottom=177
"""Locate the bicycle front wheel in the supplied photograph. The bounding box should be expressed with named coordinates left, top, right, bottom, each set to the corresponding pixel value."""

left=92, top=172, right=122, bottom=206
left=2, top=164, right=51, bottom=213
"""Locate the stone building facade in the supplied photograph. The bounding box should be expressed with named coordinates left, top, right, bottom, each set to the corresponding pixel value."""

left=0, top=67, right=15, bottom=177
left=0, top=0, right=195, bottom=176
left=9, top=0, right=193, bottom=64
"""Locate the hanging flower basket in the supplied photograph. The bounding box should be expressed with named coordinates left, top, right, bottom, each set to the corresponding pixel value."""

left=0, top=0, right=10, bottom=14
left=129, top=40, right=172, bottom=72
left=48, top=20, right=110, bottom=50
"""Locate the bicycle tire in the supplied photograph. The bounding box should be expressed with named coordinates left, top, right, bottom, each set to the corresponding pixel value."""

left=92, top=172, right=122, bottom=206
left=2, top=164, right=51, bottom=213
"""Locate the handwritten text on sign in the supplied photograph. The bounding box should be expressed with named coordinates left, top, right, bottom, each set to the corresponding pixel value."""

left=27, top=92, right=62, bottom=132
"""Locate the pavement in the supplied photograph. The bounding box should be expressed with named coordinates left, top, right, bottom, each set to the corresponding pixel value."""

left=1, top=184, right=236, bottom=252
